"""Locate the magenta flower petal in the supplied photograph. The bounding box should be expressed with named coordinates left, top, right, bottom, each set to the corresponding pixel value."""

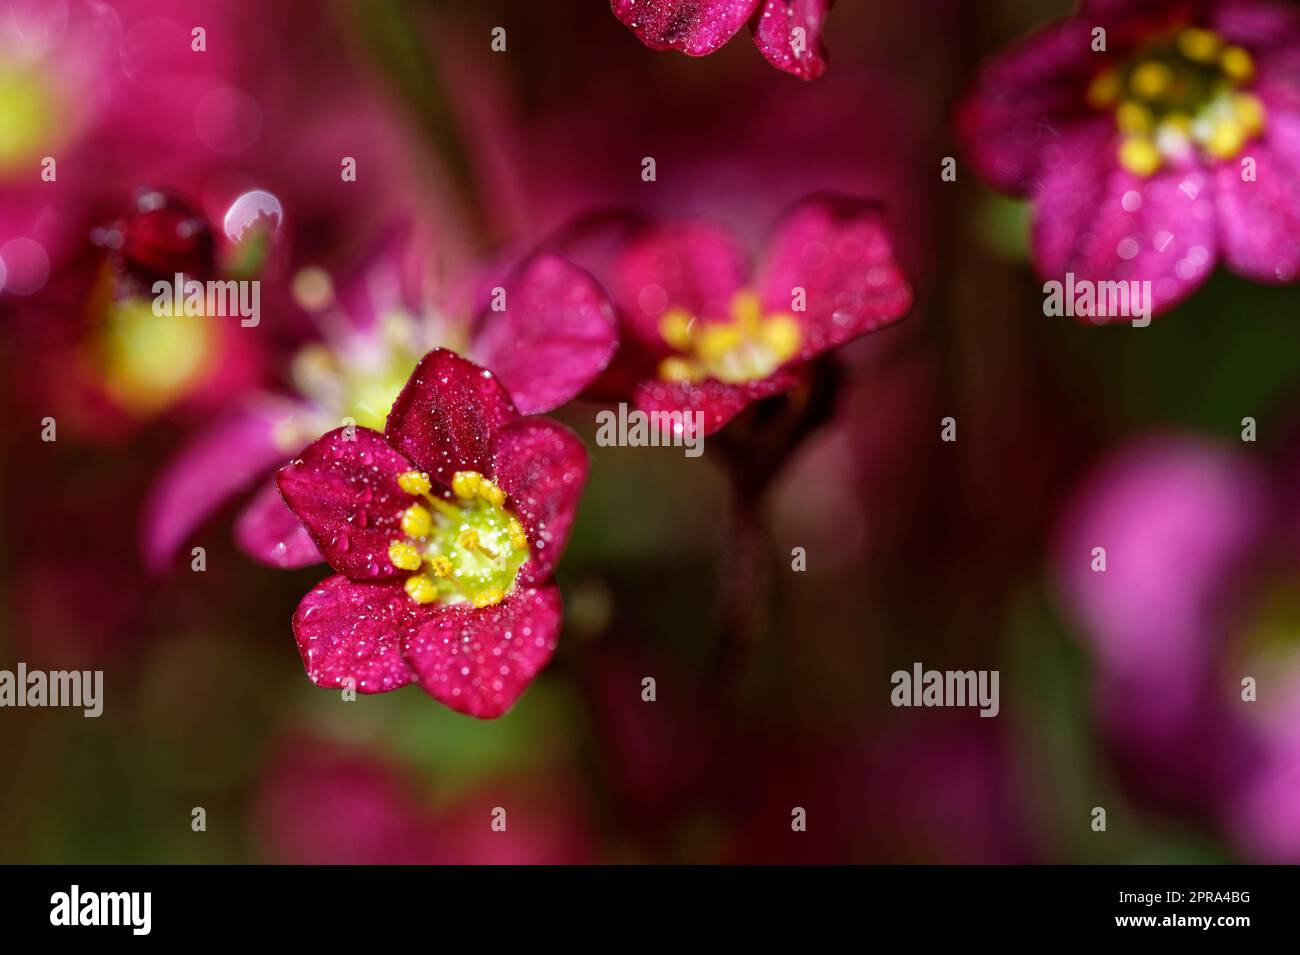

left=470, top=253, right=618, bottom=415
left=750, top=0, right=829, bottom=80
left=611, top=0, right=762, bottom=56
left=401, top=585, right=562, bottom=719
left=234, top=478, right=323, bottom=569
left=958, top=17, right=1100, bottom=192
left=141, top=404, right=295, bottom=573
left=1031, top=125, right=1218, bottom=318
left=292, top=575, right=418, bottom=694
left=384, top=348, right=519, bottom=489
left=276, top=427, right=416, bottom=579
left=759, top=195, right=912, bottom=358
left=613, top=221, right=750, bottom=352
left=635, top=368, right=803, bottom=436
left=1211, top=0, right=1300, bottom=51
left=1213, top=105, right=1300, bottom=283
left=1053, top=437, right=1270, bottom=686
left=490, top=418, right=589, bottom=586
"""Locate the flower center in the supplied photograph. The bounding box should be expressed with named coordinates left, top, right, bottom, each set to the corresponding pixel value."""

left=387, top=469, right=529, bottom=608
left=0, top=68, right=56, bottom=173
left=656, top=288, right=802, bottom=385
left=96, top=287, right=217, bottom=415
left=1087, top=26, right=1265, bottom=177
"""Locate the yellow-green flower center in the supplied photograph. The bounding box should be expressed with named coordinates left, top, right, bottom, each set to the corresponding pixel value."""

left=0, top=67, right=57, bottom=174
left=388, top=469, right=529, bottom=608
left=96, top=294, right=217, bottom=415
left=656, top=288, right=802, bottom=385
left=1087, top=27, right=1266, bottom=177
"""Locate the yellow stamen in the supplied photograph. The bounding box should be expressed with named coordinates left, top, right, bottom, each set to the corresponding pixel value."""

left=695, top=323, right=744, bottom=363
left=397, top=470, right=431, bottom=495
left=763, top=314, right=802, bottom=363
left=425, top=494, right=463, bottom=520
left=507, top=518, right=528, bottom=550
left=1206, top=118, right=1245, bottom=158
left=658, top=356, right=695, bottom=382
left=1130, top=61, right=1174, bottom=99
left=1233, top=92, right=1265, bottom=137
left=658, top=309, right=695, bottom=350
left=388, top=540, right=424, bottom=571
left=404, top=575, right=439, bottom=604
left=1116, top=100, right=1154, bottom=134
left=730, top=289, right=764, bottom=329
left=1118, top=135, right=1162, bottom=176
left=472, top=586, right=506, bottom=609
left=1220, top=45, right=1254, bottom=83
left=1177, top=28, right=1222, bottom=64
left=427, top=554, right=454, bottom=578
left=477, top=479, right=506, bottom=507
left=459, top=528, right=499, bottom=560
left=451, top=470, right=482, bottom=500
left=401, top=504, right=432, bottom=539
left=1086, top=69, right=1122, bottom=108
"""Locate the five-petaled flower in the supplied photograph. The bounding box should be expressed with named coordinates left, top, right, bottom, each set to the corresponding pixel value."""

left=141, top=231, right=616, bottom=573
left=275, top=348, right=588, bottom=718
left=610, top=0, right=834, bottom=80
left=603, top=195, right=911, bottom=436
left=960, top=0, right=1300, bottom=318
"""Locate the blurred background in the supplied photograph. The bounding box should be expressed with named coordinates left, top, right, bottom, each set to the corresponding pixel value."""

left=2, top=0, right=1299, bottom=863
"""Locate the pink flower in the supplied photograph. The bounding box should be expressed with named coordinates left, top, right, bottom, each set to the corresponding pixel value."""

left=274, top=348, right=587, bottom=719
left=960, top=0, right=1300, bottom=318
left=1054, top=435, right=1300, bottom=860
left=587, top=195, right=910, bottom=436
left=610, top=0, right=832, bottom=80
left=141, top=229, right=617, bottom=572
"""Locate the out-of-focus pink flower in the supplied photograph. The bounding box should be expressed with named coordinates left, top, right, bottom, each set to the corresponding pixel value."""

left=254, top=736, right=595, bottom=864
left=1054, top=435, right=1300, bottom=859
left=274, top=349, right=588, bottom=719
left=579, top=195, right=910, bottom=436
left=960, top=0, right=1300, bottom=318
left=610, top=0, right=833, bottom=80
left=142, top=229, right=617, bottom=572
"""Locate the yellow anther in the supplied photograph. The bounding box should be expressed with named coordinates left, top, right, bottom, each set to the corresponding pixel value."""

left=428, top=554, right=454, bottom=578
left=388, top=540, right=424, bottom=571
left=1177, top=27, right=1222, bottom=63
left=397, top=470, right=431, bottom=495
left=763, top=314, right=802, bottom=362
left=1206, top=118, right=1245, bottom=158
left=461, top=528, right=499, bottom=560
left=1130, top=61, right=1174, bottom=99
left=507, top=518, right=528, bottom=550
left=401, top=504, right=432, bottom=539
left=695, top=323, right=744, bottom=362
left=658, top=309, right=695, bottom=350
left=1220, top=45, right=1254, bottom=83
left=658, top=356, right=695, bottom=382
left=477, top=479, right=506, bottom=507
left=1118, top=135, right=1162, bottom=176
left=404, top=574, right=439, bottom=604
left=730, top=289, right=764, bottom=329
left=472, top=586, right=506, bottom=609
left=1086, top=69, right=1122, bottom=108
left=1116, top=100, right=1154, bottom=134
left=1233, top=92, right=1265, bottom=136
left=451, top=470, right=482, bottom=500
